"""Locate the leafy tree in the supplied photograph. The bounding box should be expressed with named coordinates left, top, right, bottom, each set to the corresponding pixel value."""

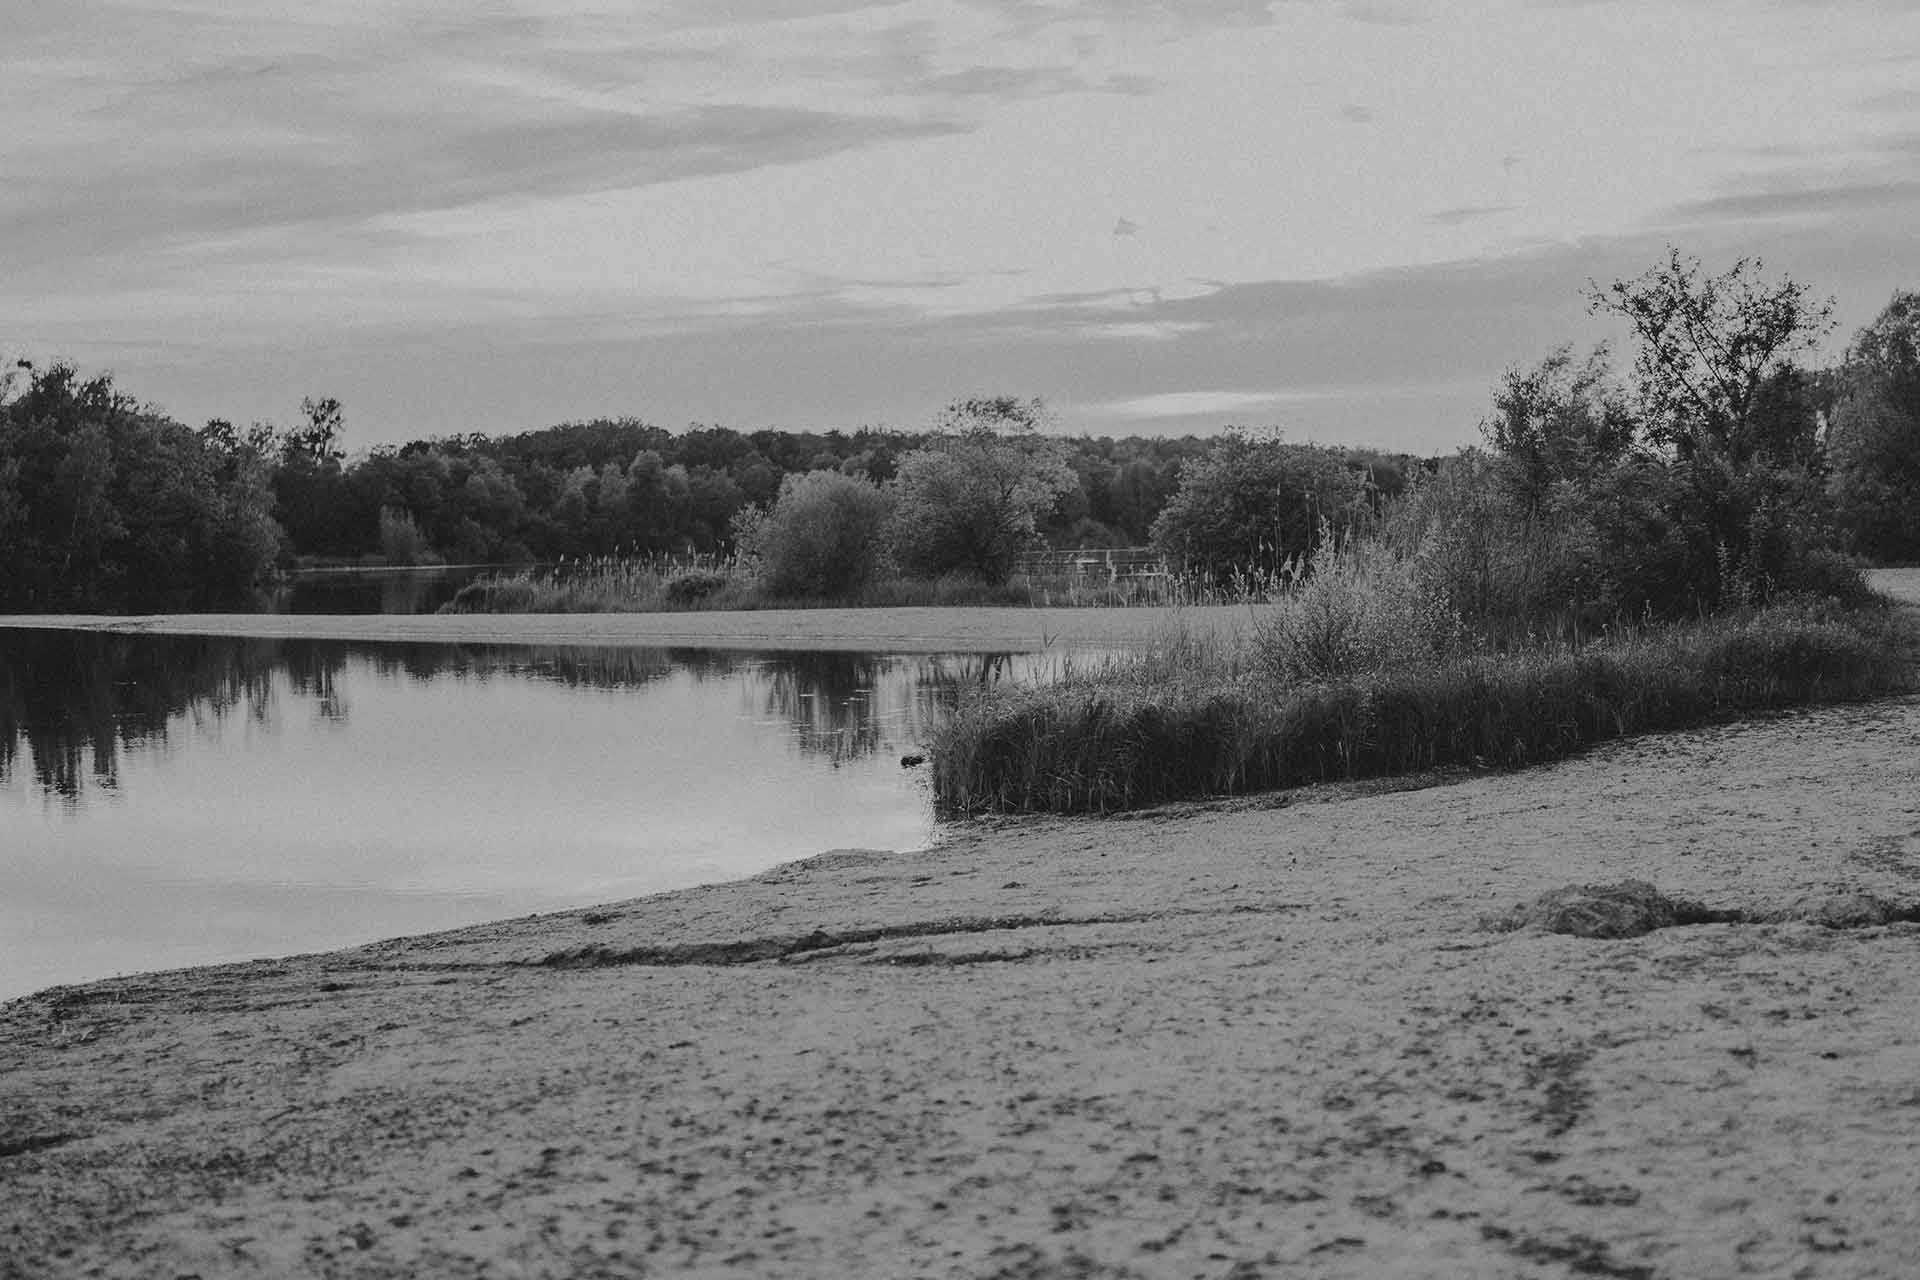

left=1149, top=431, right=1366, bottom=584
left=378, top=506, right=435, bottom=565
left=0, top=363, right=280, bottom=609
left=1585, top=249, right=1846, bottom=604
left=1482, top=344, right=1637, bottom=516
left=268, top=395, right=361, bottom=557
left=738, top=470, right=894, bottom=597
left=1827, top=291, right=1920, bottom=561
left=886, top=397, right=1077, bottom=583
left=1588, top=248, right=1833, bottom=463
left=289, top=396, right=345, bottom=464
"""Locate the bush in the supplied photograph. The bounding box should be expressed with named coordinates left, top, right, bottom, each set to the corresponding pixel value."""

left=1248, top=536, right=1465, bottom=685
left=737, top=470, right=893, bottom=598
left=1149, top=432, right=1367, bottom=587
left=664, top=569, right=731, bottom=605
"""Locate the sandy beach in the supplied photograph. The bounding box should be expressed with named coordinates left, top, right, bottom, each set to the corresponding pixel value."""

left=3, top=575, right=1918, bottom=1279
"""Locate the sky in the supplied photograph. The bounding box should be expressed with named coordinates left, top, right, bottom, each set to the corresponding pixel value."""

left=5, top=0, right=1920, bottom=453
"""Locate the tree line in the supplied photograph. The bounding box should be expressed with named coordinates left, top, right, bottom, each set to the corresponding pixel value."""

left=3, top=252, right=1916, bottom=613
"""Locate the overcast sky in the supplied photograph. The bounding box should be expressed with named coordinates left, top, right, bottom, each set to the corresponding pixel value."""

left=6, top=0, right=1919, bottom=451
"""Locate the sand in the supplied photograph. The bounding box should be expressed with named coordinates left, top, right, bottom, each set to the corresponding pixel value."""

left=3, top=573, right=1918, bottom=1279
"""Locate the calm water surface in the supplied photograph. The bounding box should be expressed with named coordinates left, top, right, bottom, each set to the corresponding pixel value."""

left=0, top=630, right=1039, bottom=1001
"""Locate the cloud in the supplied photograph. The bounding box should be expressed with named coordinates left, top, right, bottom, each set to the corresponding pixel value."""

left=0, top=0, right=1234, bottom=291
left=0, top=100, right=963, bottom=286
left=1661, top=180, right=1920, bottom=225
left=1426, top=203, right=1519, bottom=226
left=977, top=0, right=1277, bottom=32
left=1112, top=217, right=1141, bottom=237
left=1649, top=129, right=1920, bottom=235
left=32, top=206, right=1918, bottom=454
left=1089, top=390, right=1308, bottom=419
left=1337, top=0, right=1431, bottom=25
left=1854, top=88, right=1920, bottom=114
left=1337, top=104, right=1377, bottom=124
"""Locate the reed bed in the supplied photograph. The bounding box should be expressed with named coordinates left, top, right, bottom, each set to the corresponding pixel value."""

left=440, top=552, right=1279, bottom=614
left=930, top=597, right=1915, bottom=815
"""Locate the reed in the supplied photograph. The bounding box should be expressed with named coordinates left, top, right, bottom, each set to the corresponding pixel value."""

left=441, top=553, right=753, bottom=614
left=930, top=596, right=1914, bottom=815
left=440, top=552, right=1286, bottom=613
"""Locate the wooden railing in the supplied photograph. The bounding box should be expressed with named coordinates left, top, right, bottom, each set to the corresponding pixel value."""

left=1012, top=547, right=1169, bottom=579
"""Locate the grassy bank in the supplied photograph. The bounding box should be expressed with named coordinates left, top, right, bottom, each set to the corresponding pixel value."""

left=931, top=596, right=1916, bottom=815
left=439, top=553, right=1227, bottom=614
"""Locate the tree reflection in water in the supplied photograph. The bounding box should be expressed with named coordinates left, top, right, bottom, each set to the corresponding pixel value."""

left=749, top=651, right=1021, bottom=766
left=0, top=631, right=290, bottom=803
left=0, top=631, right=1029, bottom=801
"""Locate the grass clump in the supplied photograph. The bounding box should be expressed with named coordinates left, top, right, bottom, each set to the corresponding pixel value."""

left=930, top=596, right=1913, bottom=815
left=442, top=554, right=755, bottom=614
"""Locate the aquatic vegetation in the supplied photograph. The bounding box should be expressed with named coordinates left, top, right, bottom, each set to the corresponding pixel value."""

left=930, top=596, right=1914, bottom=814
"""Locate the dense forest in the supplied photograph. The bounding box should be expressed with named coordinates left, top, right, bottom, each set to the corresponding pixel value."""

left=2, top=270, right=1916, bottom=613
left=0, top=362, right=1410, bottom=610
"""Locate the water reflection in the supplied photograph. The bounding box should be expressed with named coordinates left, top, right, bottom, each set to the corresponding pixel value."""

left=1, top=628, right=1065, bottom=999
left=1, top=628, right=1085, bottom=999
left=0, top=631, right=278, bottom=801
left=0, top=632, right=1026, bottom=804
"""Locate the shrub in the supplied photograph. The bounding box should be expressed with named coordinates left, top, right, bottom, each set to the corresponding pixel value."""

left=1149, top=431, right=1367, bottom=587
left=664, top=569, right=731, bottom=605
left=1248, top=535, right=1465, bottom=685
left=739, top=470, right=893, bottom=598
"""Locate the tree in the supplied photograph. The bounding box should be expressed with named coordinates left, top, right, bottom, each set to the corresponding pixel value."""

left=1481, top=344, right=1638, bottom=515
left=886, top=397, right=1077, bottom=583
left=1586, top=249, right=1846, bottom=603
left=0, top=363, right=280, bottom=609
left=1827, top=290, right=1920, bottom=561
left=738, top=470, right=894, bottom=598
left=289, top=396, right=346, bottom=464
left=269, top=395, right=359, bottom=556
left=1149, top=431, right=1366, bottom=585
left=1587, top=247, right=1833, bottom=463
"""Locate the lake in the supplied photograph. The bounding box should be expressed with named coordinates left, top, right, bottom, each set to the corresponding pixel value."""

left=0, top=629, right=1037, bottom=1002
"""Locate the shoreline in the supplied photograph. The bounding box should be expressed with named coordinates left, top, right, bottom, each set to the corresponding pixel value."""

left=0, top=603, right=1252, bottom=654
left=7, top=693, right=1920, bottom=1275
left=4, top=576, right=1920, bottom=1276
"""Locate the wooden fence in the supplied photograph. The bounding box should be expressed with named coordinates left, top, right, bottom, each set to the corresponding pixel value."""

left=1012, top=547, right=1170, bottom=580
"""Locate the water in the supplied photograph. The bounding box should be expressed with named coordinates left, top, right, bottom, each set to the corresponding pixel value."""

left=0, top=630, right=1032, bottom=1002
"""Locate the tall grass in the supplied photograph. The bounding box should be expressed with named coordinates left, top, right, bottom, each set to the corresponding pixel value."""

left=930, top=596, right=1914, bottom=815
left=441, top=554, right=750, bottom=614
left=439, top=551, right=1288, bottom=614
